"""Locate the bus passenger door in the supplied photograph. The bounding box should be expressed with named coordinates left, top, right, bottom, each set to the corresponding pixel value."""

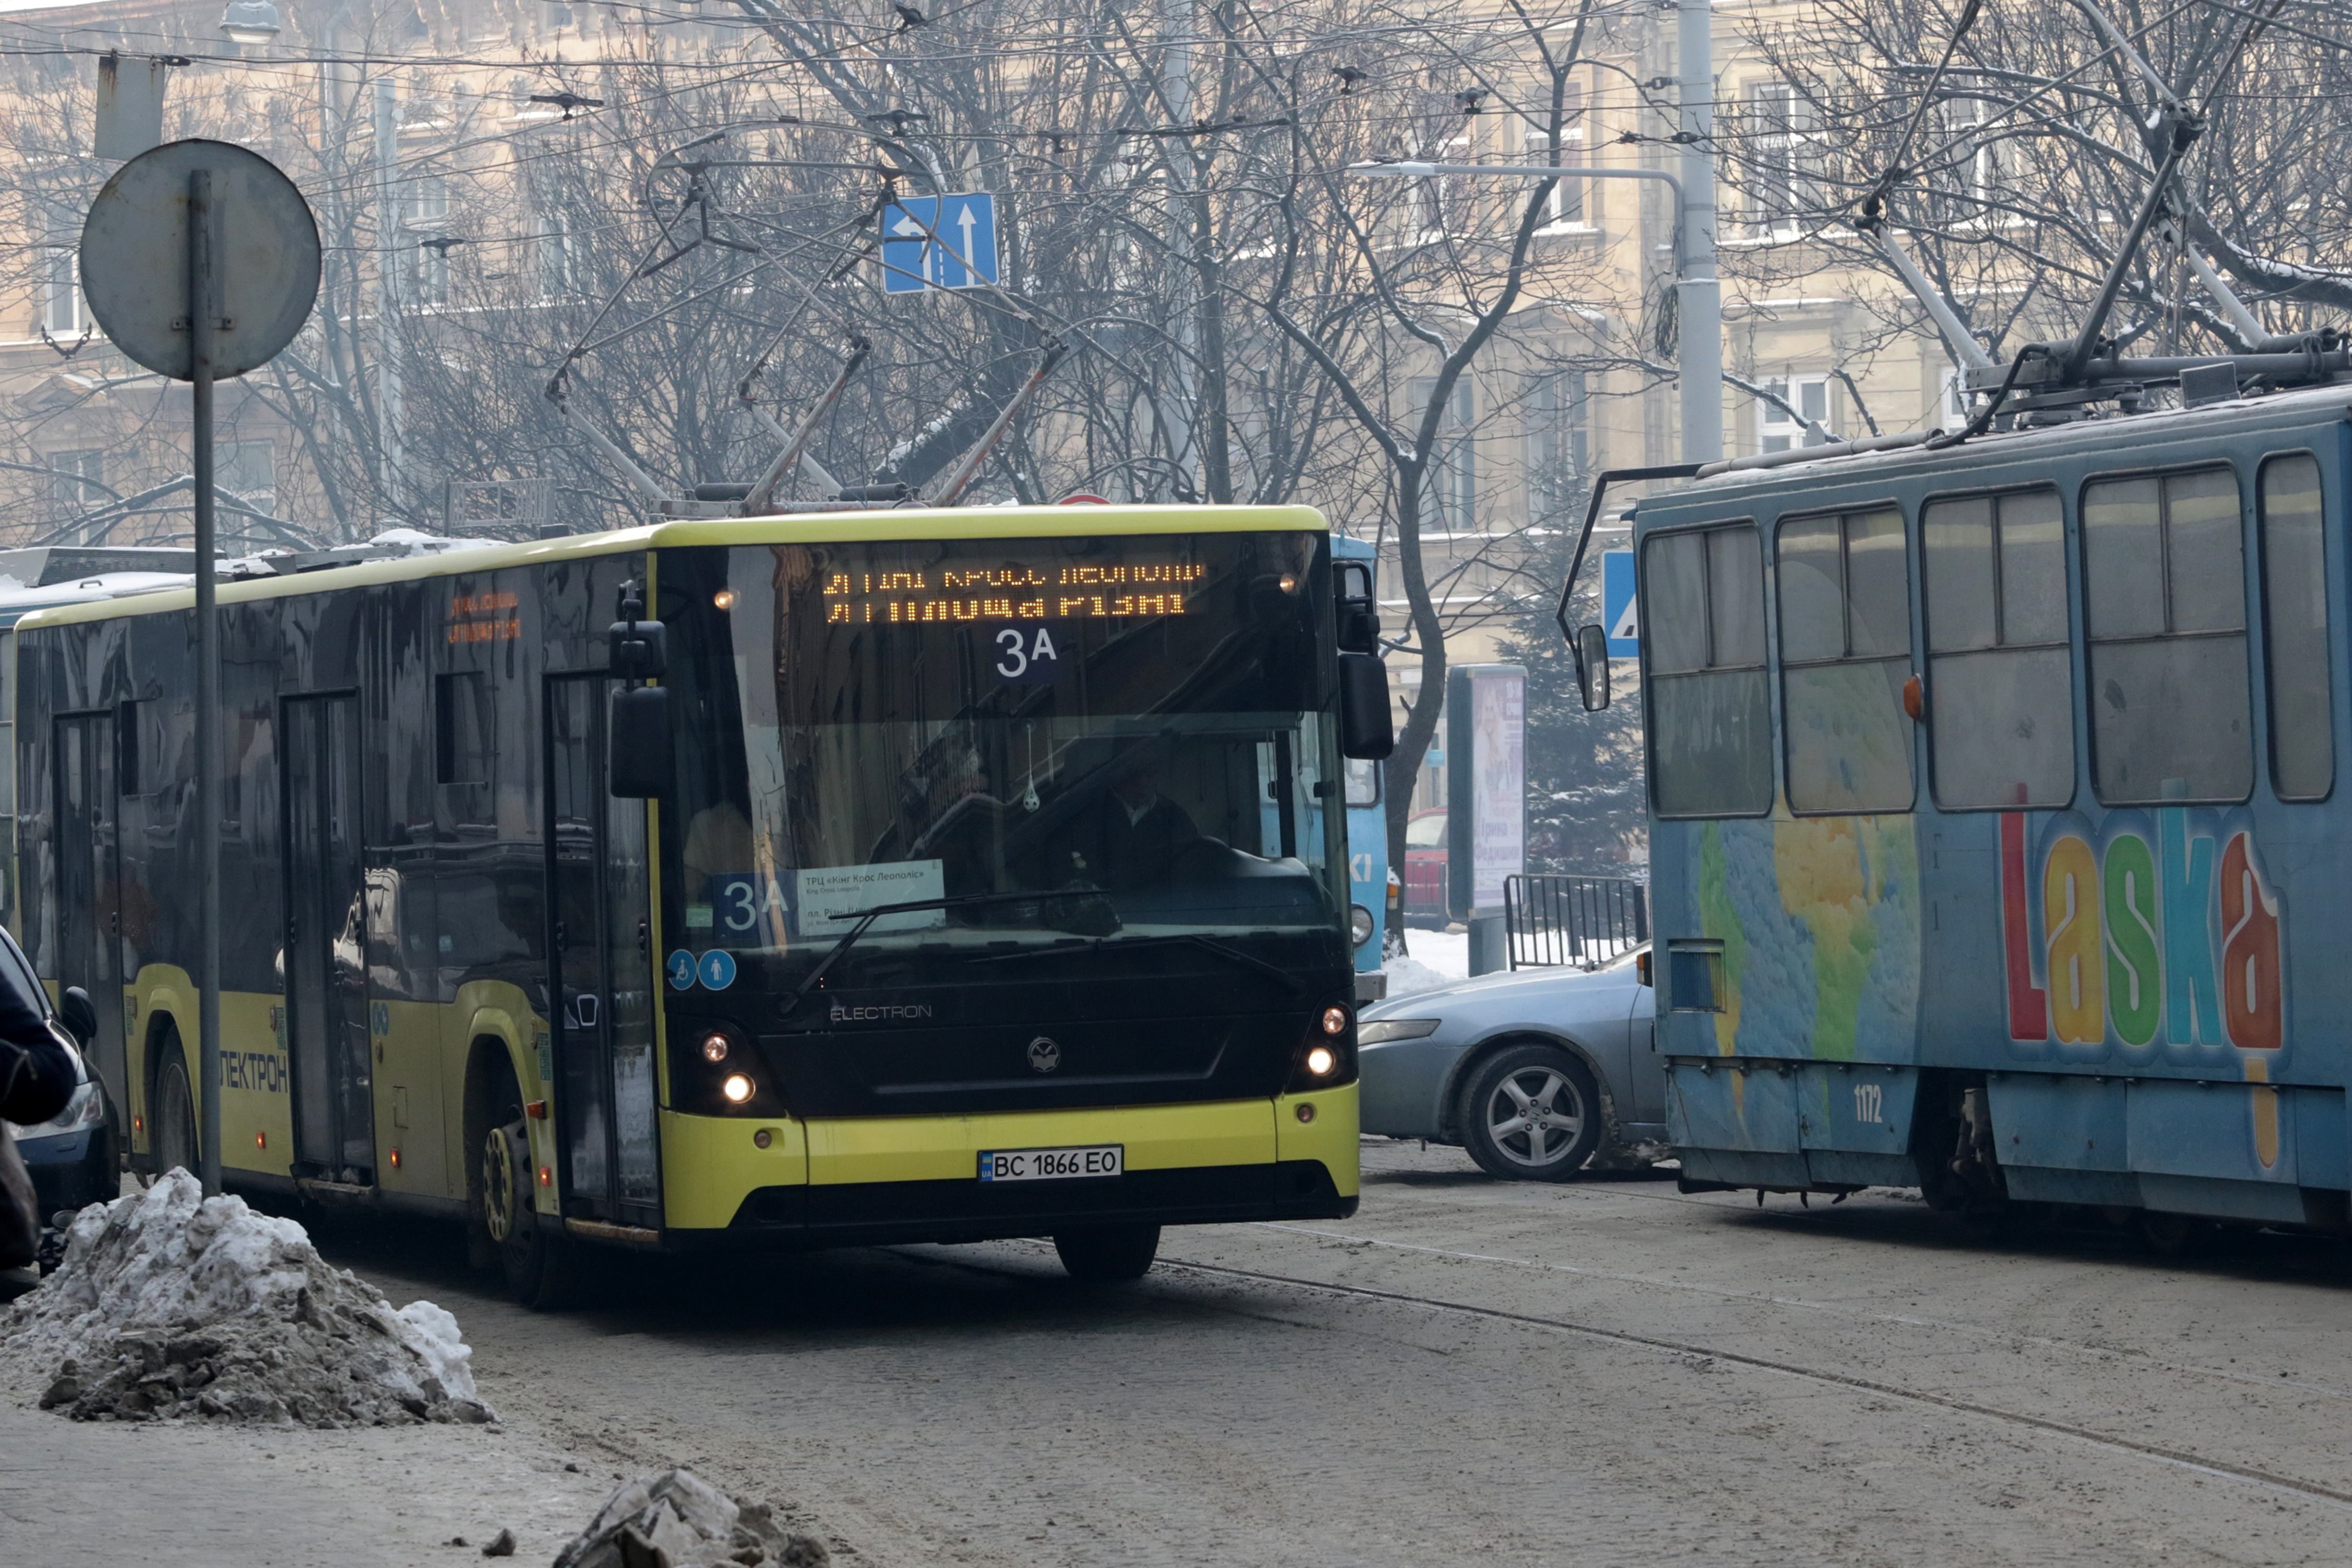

left=281, top=693, right=373, bottom=1183
left=544, top=675, right=661, bottom=1229
left=53, top=711, right=126, bottom=1113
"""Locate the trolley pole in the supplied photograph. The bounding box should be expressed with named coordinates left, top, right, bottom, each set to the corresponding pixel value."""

left=1677, top=0, right=1722, bottom=464
left=190, top=168, right=223, bottom=1198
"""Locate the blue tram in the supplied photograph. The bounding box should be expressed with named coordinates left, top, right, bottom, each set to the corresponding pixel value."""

left=1626, top=383, right=2352, bottom=1228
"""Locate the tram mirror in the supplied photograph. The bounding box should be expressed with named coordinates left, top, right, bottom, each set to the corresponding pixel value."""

left=1339, top=650, right=1396, bottom=760
left=608, top=686, right=672, bottom=798
left=1575, top=624, right=1611, bottom=711
left=58, top=985, right=95, bottom=1047
left=1335, top=559, right=1379, bottom=654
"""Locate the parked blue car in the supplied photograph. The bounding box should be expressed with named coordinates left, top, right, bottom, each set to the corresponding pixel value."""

left=1358, top=947, right=1662, bottom=1180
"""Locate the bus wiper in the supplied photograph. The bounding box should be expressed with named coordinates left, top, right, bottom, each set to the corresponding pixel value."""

left=969, top=932, right=1304, bottom=995
left=784, top=891, right=1057, bottom=1015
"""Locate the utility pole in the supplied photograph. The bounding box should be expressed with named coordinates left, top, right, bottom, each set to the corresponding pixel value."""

left=1158, top=0, right=1199, bottom=498
left=1677, top=0, right=1722, bottom=462
left=373, top=77, right=405, bottom=515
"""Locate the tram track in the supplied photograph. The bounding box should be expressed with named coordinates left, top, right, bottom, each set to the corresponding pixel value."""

left=1117, top=1244, right=2352, bottom=1515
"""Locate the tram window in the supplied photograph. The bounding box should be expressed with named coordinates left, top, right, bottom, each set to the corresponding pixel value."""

left=2082, top=465, right=2252, bottom=803
left=1922, top=487, right=2073, bottom=809
left=2259, top=453, right=2332, bottom=800
left=1775, top=506, right=1915, bottom=814
left=1643, top=523, right=1772, bottom=818
left=435, top=672, right=491, bottom=786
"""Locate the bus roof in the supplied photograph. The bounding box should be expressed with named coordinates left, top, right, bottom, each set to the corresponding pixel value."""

left=13, top=502, right=1329, bottom=634
left=1644, top=381, right=2352, bottom=524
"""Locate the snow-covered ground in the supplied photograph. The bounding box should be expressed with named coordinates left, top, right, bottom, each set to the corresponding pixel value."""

left=1380, top=928, right=1471, bottom=1001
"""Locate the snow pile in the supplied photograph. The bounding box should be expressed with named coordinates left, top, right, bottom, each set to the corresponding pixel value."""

left=1, top=1169, right=495, bottom=1427
left=554, top=1469, right=829, bottom=1568
left=1380, top=953, right=1461, bottom=1000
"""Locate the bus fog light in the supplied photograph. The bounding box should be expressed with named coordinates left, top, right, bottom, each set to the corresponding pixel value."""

left=1296, top=1102, right=1317, bottom=1123
left=1320, top=1006, right=1348, bottom=1036
left=722, top=1073, right=755, bottom=1104
left=753, top=1127, right=774, bottom=1149
left=1305, top=1045, right=1336, bottom=1077
left=700, top=1033, right=730, bottom=1063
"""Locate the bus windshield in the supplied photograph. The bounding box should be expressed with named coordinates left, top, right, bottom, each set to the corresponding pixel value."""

left=661, top=533, right=1348, bottom=986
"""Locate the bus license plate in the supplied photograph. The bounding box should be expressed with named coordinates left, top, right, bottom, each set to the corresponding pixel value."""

left=977, top=1145, right=1124, bottom=1182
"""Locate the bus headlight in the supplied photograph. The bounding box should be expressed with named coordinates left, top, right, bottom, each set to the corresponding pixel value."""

left=1305, top=1045, right=1336, bottom=1078
left=1320, top=1005, right=1349, bottom=1036
left=700, top=1033, right=730, bottom=1064
left=721, top=1073, right=756, bottom=1105
left=1349, top=904, right=1375, bottom=948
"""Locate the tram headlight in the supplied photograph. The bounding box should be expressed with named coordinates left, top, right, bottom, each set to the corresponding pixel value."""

left=721, top=1072, right=756, bottom=1105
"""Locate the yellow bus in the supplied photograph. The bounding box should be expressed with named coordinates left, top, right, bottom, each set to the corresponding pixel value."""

left=15, top=505, right=1390, bottom=1304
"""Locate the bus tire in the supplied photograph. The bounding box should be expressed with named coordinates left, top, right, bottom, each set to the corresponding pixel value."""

left=1053, top=1223, right=1160, bottom=1282
left=151, top=1032, right=200, bottom=1180
left=1458, top=1043, right=1601, bottom=1182
left=483, top=1117, right=578, bottom=1310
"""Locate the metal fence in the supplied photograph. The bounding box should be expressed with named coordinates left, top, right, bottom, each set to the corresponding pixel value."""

left=1504, top=874, right=1649, bottom=970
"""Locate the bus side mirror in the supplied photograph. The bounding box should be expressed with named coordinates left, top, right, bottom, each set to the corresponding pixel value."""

left=609, top=686, right=671, bottom=798
left=1339, top=651, right=1394, bottom=759
left=608, top=581, right=667, bottom=680
left=1335, top=559, right=1379, bottom=654
left=59, top=985, right=95, bottom=1046
left=1574, top=624, right=1611, bottom=711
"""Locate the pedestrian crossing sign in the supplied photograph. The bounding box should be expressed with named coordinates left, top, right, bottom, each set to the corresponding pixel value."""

left=1602, top=549, right=1638, bottom=656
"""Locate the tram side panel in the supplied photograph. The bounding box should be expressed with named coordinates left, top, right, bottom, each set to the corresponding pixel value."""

left=1642, top=402, right=2352, bottom=1227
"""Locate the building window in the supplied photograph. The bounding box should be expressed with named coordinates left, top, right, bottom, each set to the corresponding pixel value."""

left=403, top=172, right=450, bottom=227
left=1777, top=506, right=1915, bottom=814
left=408, top=240, right=451, bottom=306
left=2258, top=453, right=2331, bottom=800
left=221, top=440, right=275, bottom=517
left=1643, top=521, right=1772, bottom=818
left=2082, top=466, right=2251, bottom=804
left=1527, top=370, right=1587, bottom=522
left=1758, top=375, right=1831, bottom=454
left=534, top=218, right=575, bottom=300
left=48, top=450, right=105, bottom=541
left=1524, top=82, right=1586, bottom=227
left=43, top=237, right=83, bottom=335
left=1744, top=80, right=1823, bottom=236
left=1407, top=376, right=1476, bottom=526
left=1922, top=487, right=2073, bottom=809
left=1939, top=84, right=2010, bottom=212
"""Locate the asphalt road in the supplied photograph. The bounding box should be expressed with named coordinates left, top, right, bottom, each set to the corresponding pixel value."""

left=306, top=1142, right=2352, bottom=1567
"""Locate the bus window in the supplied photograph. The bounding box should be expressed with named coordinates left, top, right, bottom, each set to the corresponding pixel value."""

left=2259, top=453, right=2332, bottom=800
left=1643, top=522, right=1772, bottom=818
left=1923, top=487, right=2073, bottom=809
left=1775, top=506, right=1915, bottom=814
left=2082, top=466, right=2251, bottom=803
left=1344, top=757, right=1380, bottom=809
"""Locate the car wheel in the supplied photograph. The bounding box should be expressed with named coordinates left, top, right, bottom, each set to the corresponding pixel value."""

left=1458, top=1044, right=1601, bottom=1182
left=1053, top=1223, right=1161, bottom=1282
left=153, top=1041, right=200, bottom=1179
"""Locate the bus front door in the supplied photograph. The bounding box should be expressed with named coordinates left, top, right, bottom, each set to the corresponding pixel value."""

left=544, top=675, right=661, bottom=1229
left=281, top=693, right=373, bottom=1183
left=53, top=710, right=126, bottom=1120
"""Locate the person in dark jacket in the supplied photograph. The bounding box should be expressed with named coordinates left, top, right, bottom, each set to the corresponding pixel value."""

left=0, top=984, right=72, bottom=1129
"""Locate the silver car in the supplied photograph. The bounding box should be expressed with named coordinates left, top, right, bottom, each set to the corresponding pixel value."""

left=1357, top=947, right=1662, bottom=1181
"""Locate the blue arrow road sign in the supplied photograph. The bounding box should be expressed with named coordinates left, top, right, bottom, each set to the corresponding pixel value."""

left=1601, top=549, right=1638, bottom=656
left=881, top=192, right=1000, bottom=295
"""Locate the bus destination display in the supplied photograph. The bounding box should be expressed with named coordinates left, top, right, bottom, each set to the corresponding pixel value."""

left=822, top=560, right=1207, bottom=624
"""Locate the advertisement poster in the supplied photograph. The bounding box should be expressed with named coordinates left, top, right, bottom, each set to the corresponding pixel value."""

left=1469, top=670, right=1526, bottom=910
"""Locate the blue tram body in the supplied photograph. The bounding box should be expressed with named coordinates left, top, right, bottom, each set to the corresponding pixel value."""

left=1634, top=385, right=2352, bottom=1227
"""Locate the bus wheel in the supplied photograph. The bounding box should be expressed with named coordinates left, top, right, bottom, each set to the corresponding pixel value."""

left=1053, top=1224, right=1160, bottom=1282
left=152, top=1039, right=200, bottom=1180
left=483, top=1120, right=578, bottom=1310
left=1459, top=1044, right=1600, bottom=1182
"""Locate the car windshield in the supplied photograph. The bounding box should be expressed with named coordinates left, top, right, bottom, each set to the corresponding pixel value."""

left=1405, top=813, right=1448, bottom=848
left=661, top=533, right=1348, bottom=981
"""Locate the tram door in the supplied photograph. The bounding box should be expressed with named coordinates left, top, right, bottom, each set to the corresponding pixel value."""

left=53, top=711, right=126, bottom=1104
left=544, top=676, right=660, bottom=1227
left=281, top=694, right=373, bottom=1182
